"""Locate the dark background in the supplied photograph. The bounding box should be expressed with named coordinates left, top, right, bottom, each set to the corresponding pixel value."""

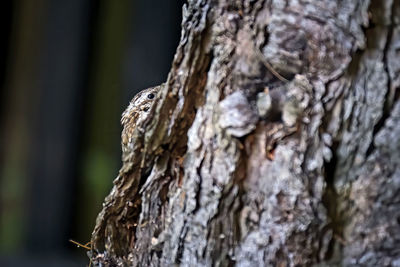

left=0, top=0, right=184, bottom=265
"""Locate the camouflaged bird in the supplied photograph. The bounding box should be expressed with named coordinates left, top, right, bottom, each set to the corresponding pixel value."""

left=121, top=84, right=162, bottom=153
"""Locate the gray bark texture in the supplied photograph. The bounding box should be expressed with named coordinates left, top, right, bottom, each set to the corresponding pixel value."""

left=90, top=0, right=400, bottom=266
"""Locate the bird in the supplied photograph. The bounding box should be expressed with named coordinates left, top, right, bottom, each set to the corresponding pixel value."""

left=121, top=85, right=162, bottom=154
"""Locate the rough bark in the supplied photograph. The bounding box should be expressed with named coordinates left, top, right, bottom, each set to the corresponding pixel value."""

left=90, top=0, right=400, bottom=266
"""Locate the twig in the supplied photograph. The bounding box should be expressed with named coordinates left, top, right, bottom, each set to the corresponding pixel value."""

left=255, top=47, right=289, bottom=82
left=69, top=239, right=92, bottom=250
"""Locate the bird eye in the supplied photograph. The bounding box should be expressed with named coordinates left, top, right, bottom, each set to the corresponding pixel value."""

left=143, top=107, right=150, bottom=112
left=147, top=93, right=155, bottom=99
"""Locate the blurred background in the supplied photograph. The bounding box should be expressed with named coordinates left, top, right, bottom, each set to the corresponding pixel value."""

left=0, top=0, right=184, bottom=266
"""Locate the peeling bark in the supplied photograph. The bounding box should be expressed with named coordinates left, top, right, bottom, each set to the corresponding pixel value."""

left=90, top=0, right=400, bottom=266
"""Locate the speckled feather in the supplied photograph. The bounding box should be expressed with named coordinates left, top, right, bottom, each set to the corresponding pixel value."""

left=121, top=85, right=162, bottom=150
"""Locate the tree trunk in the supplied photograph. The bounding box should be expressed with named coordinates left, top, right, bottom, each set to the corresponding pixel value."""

left=90, top=0, right=400, bottom=266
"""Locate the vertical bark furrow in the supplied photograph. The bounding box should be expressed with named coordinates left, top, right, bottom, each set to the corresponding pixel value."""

left=319, top=0, right=400, bottom=265
left=343, top=101, right=400, bottom=266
